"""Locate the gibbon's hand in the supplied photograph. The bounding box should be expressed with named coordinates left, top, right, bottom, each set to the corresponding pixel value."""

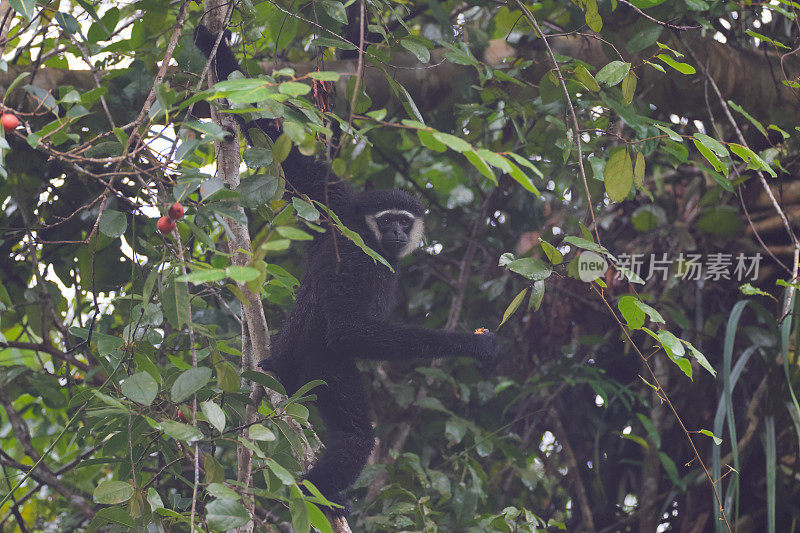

left=472, top=330, right=499, bottom=363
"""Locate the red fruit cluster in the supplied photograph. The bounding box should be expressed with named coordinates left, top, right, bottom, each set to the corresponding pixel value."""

left=157, top=202, right=184, bottom=235
left=1, top=113, right=19, bottom=132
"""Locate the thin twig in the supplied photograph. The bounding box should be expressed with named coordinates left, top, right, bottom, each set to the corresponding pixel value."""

left=515, top=1, right=600, bottom=243
left=590, top=284, right=732, bottom=532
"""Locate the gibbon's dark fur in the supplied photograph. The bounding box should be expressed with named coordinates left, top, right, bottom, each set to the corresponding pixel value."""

left=195, top=25, right=499, bottom=516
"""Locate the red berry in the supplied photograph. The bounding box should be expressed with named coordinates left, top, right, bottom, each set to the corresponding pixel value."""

left=1, top=113, right=19, bottom=132
left=157, top=215, right=176, bottom=234
left=168, top=202, right=184, bottom=220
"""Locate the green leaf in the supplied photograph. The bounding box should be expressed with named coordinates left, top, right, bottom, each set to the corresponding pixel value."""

left=312, top=36, right=356, bottom=50
left=200, top=401, right=226, bottom=432
left=121, top=372, right=158, bottom=406
left=464, top=150, right=496, bottom=182
left=278, top=81, right=311, bottom=96
left=401, top=38, right=431, bottom=63
left=634, top=151, right=645, bottom=187
left=634, top=300, right=665, bottom=324
left=307, top=501, right=335, bottom=533
left=276, top=227, right=313, bottom=240
left=171, top=367, right=212, bottom=402
left=237, top=173, right=279, bottom=208
left=225, top=266, right=261, bottom=283
left=621, top=70, right=637, bottom=105
left=604, top=148, right=633, bottom=202
left=506, top=160, right=540, bottom=196
left=290, top=497, right=311, bottom=533
left=292, top=198, right=320, bottom=221
left=93, top=481, right=135, bottom=504
left=656, top=54, right=696, bottom=74
left=657, top=330, right=685, bottom=357
left=505, top=258, right=552, bottom=281
left=307, top=71, right=341, bottom=81
left=739, top=283, right=773, bottom=298
left=417, top=130, right=447, bottom=152
left=498, top=287, right=528, bottom=328
left=656, top=330, right=692, bottom=379
left=729, top=143, right=776, bottom=177
left=243, top=146, right=273, bottom=169
left=618, top=296, right=645, bottom=330
left=90, top=506, right=136, bottom=529
left=683, top=340, right=716, bottom=377
left=249, top=424, right=276, bottom=441
left=699, top=429, right=723, bottom=445
left=99, top=210, right=127, bottom=238
left=9, top=0, right=36, bottom=20
left=539, top=239, right=563, bottom=265
left=215, top=359, right=241, bottom=393
left=267, top=458, right=295, bottom=484
left=273, top=133, right=292, bottom=163
left=727, top=101, right=767, bottom=138
left=564, top=236, right=611, bottom=257
left=320, top=0, right=347, bottom=23
left=529, top=280, right=545, bottom=311
left=693, top=133, right=728, bottom=158
left=432, top=132, right=472, bottom=153
left=574, top=64, right=600, bottom=92
left=655, top=124, right=683, bottom=142
left=163, top=278, right=190, bottom=330
left=160, top=420, right=204, bottom=442
left=206, top=483, right=241, bottom=500
left=627, top=24, right=663, bottom=53
left=445, top=418, right=468, bottom=444
left=692, top=138, right=726, bottom=173
left=205, top=455, right=225, bottom=484
left=206, top=499, right=250, bottom=531
left=584, top=0, right=602, bottom=32
left=595, top=61, right=631, bottom=86
left=176, top=269, right=227, bottom=283
left=744, top=30, right=789, bottom=49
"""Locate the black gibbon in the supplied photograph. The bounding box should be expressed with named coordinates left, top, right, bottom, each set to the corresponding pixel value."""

left=194, top=25, right=499, bottom=516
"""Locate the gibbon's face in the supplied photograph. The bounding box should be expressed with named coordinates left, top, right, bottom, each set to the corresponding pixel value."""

left=366, top=209, right=424, bottom=258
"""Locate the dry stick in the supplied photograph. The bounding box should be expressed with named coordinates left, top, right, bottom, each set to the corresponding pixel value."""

left=71, top=38, right=116, bottom=128
left=549, top=410, right=596, bottom=532
left=514, top=1, right=600, bottom=244
left=199, top=7, right=348, bottom=532
left=124, top=0, right=190, bottom=133
left=591, top=284, right=732, bottom=532
left=616, top=0, right=698, bottom=30
left=174, top=229, right=202, bottom=533
left=346, top=0, right=366, bottom=130
left=0, top=462, right=28, bottom=533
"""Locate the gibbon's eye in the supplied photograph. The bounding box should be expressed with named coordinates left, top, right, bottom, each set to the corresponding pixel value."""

left=399, top=217, right=412, bottom=230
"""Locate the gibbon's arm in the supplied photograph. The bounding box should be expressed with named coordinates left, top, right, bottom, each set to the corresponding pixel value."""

left=193, top=24, right=354, bottom=212
left=325, top=318, right=498, bottom=362
left=318, top=256, right=498, bottom=362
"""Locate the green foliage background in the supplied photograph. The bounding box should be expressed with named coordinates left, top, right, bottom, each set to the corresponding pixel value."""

left=1, top=0, right=799, bottom=531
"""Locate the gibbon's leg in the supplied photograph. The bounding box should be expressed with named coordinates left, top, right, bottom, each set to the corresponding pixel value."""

left=304, top=361, right=374, bottom=515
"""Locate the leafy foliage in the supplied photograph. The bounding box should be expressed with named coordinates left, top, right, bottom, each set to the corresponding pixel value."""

left=1, top=0, right=800, bottom=531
